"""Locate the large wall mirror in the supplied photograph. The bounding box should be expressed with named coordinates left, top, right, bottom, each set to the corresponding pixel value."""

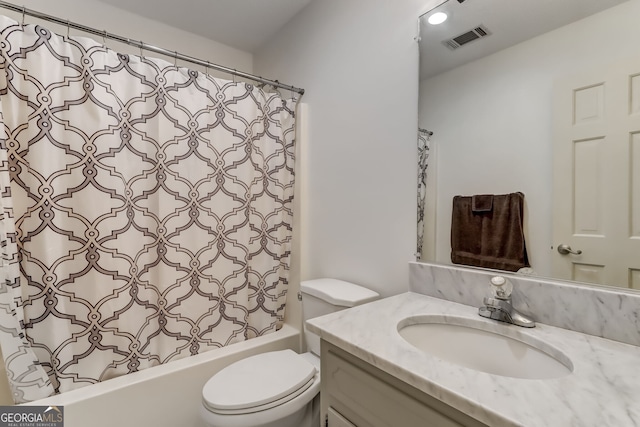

left=418, top=0, right=640, bottom=290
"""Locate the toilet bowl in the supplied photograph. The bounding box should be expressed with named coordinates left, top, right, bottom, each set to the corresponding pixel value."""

left=200, top=278, right=379, bottom=427
left=201, top=350, right=320, bottom=427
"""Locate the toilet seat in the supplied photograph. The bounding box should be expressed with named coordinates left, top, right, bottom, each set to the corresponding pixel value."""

left=202, top=349, right=318, bottom=415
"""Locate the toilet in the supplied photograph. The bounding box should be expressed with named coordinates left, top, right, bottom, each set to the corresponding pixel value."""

left=200, top=278, right=380, bottom=427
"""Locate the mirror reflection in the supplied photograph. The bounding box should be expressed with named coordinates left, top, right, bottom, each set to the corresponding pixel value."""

left=418, top=0, right=640, bottom=290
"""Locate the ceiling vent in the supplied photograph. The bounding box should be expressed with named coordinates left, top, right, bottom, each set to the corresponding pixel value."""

left=444, top=25, right=491, bottom=50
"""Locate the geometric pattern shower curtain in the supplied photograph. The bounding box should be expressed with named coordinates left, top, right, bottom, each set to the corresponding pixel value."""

left=0, top=15, right=297, bottom=402
left=416, top=129, right=431, bottom=259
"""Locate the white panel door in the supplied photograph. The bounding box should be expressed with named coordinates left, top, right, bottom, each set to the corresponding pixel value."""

left=553, top=57, right=640, bottom=289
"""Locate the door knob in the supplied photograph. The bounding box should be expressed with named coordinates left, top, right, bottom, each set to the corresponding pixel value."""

left=557, top=244, right=582, bottom=255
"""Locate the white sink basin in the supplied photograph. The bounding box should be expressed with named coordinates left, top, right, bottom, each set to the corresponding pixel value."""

left=398, top=315, right=573, bottom=380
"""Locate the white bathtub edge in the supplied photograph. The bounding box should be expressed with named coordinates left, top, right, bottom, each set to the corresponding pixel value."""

left=27, top=324, right=301, bottom=427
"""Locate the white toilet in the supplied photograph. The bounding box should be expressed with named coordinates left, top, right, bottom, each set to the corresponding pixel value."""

left=200, top=278, right=379, bottom=427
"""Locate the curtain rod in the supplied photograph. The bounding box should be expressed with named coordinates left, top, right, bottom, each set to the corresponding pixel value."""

left=0, top=0, right=305, bottom=96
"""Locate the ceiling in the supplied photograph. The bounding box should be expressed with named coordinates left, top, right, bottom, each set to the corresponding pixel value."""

left=96, top=0, right=314, bottom=53
left=95, top=0, right=631, bottom=74
left=419, top=0, right=631, bottom=80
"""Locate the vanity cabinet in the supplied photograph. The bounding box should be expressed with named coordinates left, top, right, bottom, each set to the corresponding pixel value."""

left=321, top=341, right=488, bottom=427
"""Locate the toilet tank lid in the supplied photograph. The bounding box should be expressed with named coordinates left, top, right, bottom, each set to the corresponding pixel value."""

left=301, top=278, right=379, bottom=307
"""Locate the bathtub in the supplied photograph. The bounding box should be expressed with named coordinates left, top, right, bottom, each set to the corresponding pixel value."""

left=27, top=324, right=300, bottom=427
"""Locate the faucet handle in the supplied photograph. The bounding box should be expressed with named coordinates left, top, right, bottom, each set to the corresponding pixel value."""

left=480, top=276, right=536, bottom=328
left=489, top=276, right=512, bottom=300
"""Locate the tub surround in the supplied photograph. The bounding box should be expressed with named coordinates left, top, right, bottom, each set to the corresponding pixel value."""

left=307, top=293, right=640, bottom=427
left=410, top=262, right=640, bottom=347
left=29, top=326, right=300, bottom=427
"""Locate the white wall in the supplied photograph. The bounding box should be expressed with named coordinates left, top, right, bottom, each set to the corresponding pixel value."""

left=1, top=0, right=252, bottom=76
left=419, top=0, right=640, bottom=277
left=254, top=0, right=444, bottom=297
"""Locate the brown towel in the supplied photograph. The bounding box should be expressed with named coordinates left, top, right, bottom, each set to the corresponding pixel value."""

left=472, top=194, right=493, bottom=213
left=451, top=192, right=529, bottom=272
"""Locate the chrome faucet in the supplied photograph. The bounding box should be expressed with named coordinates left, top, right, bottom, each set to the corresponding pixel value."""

left=478, top=276, right=535, bottom=328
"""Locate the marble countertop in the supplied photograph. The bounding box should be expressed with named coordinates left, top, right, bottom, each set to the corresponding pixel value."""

left=306, top=292, right=640, bottom=427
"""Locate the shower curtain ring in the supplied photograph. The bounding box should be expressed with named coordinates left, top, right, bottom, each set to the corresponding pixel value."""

left=21, top=6, right=25, bottom=27
left=102, top=30, right=107, bottom=48
left=174, top=51, right=178, bottom=66
left=66, top=20, right=70, bottom=38
left=139, top=41, right=144, bottom=58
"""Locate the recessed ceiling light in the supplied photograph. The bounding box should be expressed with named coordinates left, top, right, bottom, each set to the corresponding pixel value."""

left=428, top=12, right=448, bottom=25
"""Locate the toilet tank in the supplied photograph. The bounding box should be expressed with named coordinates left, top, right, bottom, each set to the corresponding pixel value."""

left=301, top=278, right=379, bottom=356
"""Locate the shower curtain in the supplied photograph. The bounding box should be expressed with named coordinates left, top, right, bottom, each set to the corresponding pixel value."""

left=416, top=130, right=431, bottom=259
left=0, top=15, right=297, bottom=402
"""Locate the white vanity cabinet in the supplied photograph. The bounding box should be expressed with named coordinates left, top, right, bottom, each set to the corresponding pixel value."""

left=321, top=341, right=488, bottom=427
